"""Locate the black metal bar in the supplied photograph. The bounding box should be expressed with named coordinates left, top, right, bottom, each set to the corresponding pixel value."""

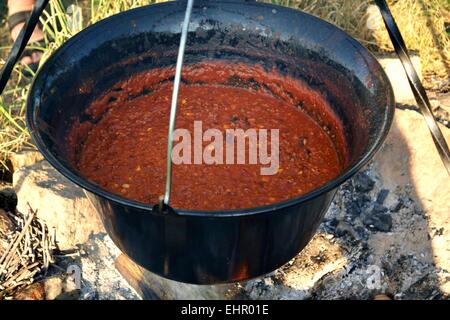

left=374, top=0, right=450, bottom=175
left=0, top=0, right=49, bottom=95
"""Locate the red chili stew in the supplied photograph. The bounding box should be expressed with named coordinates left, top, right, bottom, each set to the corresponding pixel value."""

left=67, top=61, right=348, bottom=210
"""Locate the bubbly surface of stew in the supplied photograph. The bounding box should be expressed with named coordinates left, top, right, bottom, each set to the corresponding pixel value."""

left=68, top=61, right=348, bottom=210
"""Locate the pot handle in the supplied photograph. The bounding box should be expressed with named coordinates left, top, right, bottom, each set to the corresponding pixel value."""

left=0, top=0, right=49, bottom=96
left=374, top=0, right=450, bottom=175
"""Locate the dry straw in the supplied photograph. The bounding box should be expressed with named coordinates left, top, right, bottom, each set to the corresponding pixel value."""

left=0, top=204, right=57, bottom=300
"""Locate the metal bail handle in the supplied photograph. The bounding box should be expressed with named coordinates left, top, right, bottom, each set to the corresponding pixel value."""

left=161, top=0, right=195, bottom=209
left=374, top=0, right=450, bottom=175
left=0, top=0, right=49, bottom=95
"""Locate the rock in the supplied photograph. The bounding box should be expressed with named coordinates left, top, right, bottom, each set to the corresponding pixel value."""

left=372, top=203, right=388, bottom=214
left=9, top=148, right=44, bottom=172
left=13, top=160, right=104, bottom=250
left=363, top=212, right=392, bottom=232
left=44, top=274, right=80, bottom=300
left=365, top=5, right=384, bottom=31
left=13, top=282, right=45, bottom=300
left=354, top=226, right=368, bottom=240
left=0, top=208, right=14, bottom=257
left=13, top=274, right=81, bottom=300
left=328, top=218, right=339, bottom=228
left=345, top=201, right=361, bottom=217
left=353, top=172, right=375, bottom=192
left=0, top=186, right=17, bottom=211
left=376, top=189, right=389, bottom=204
left=377, top=55, right=422, bottom=103
left=335, top=220, right=356, bottom=238
left=433, top=106, right=450, bottom=124
left=433, top=227, right=444, bottom=237
left=431, top=92, right=450, bottom=122
left=43, top=276, right=65, bottom=300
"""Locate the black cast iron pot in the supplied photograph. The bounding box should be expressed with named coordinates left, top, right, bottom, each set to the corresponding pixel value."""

left=26, top=0, right=395, bottom=284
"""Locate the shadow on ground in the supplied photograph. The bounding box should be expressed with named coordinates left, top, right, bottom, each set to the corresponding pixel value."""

left=241, top=107, right=449, bottom=300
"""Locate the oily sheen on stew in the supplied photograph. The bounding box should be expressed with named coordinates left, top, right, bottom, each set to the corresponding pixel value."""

left=67, top=61, right=349, bottom=210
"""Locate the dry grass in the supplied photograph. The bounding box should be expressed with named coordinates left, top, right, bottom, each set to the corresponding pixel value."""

left=0, top=73, right=34, bottom=169
left=0, top=0, right=163, bottom=169
left=266, top=0, right=375, bottom=46
left=371, top=0, right=450, bottom=88
left=0, top=205, right=57, bottom=300
left=89, top=0, right=166, bottom=24
left=268, top=0, right=450, bottom=87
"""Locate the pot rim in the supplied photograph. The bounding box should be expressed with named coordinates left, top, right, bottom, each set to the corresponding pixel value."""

left=26, top=0, right=395, bottom=218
